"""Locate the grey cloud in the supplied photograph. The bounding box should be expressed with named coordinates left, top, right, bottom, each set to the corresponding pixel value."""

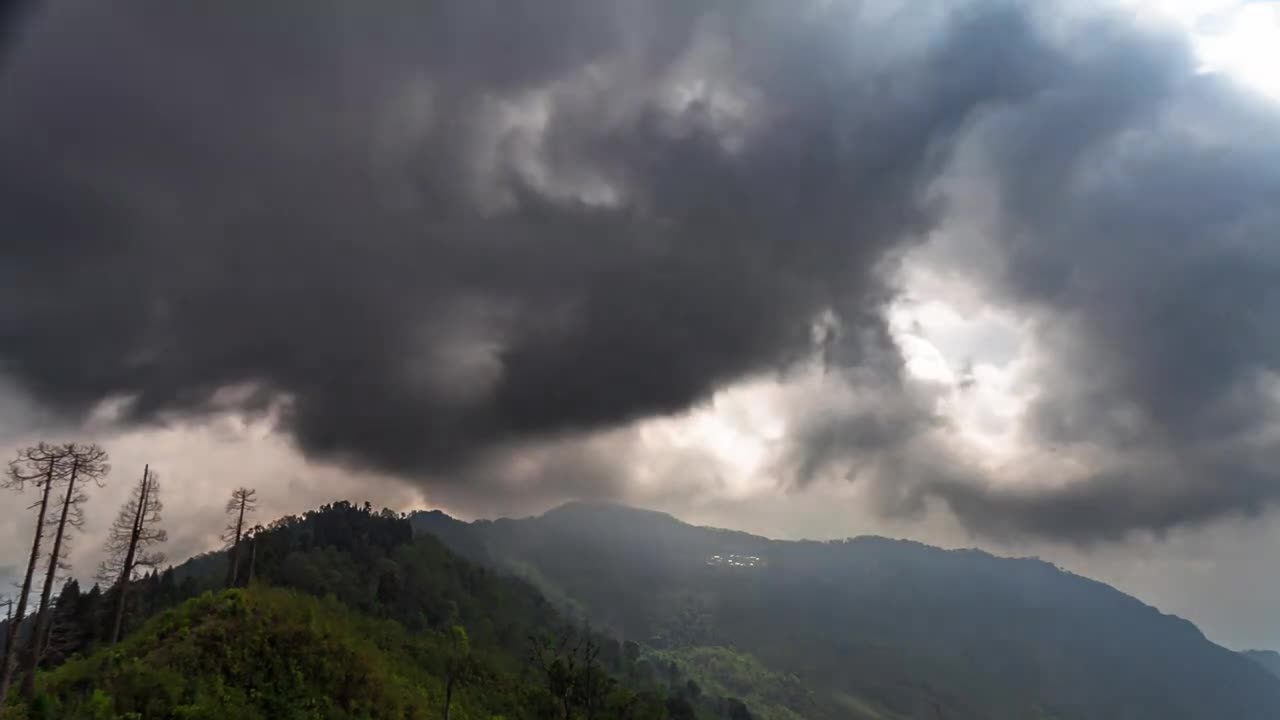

left=0, top=1, right=1046, bottom=481
left=5, top=0, right=1280, bottom=545
left=908, top=24, right=1280, bottom=541
left=0, top=0, right=33, bottom=60
left=767, top=4, right=1280, bottom=542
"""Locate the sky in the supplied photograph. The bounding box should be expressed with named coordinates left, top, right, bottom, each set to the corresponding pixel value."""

left=2, top=0, right=1280, bottom=650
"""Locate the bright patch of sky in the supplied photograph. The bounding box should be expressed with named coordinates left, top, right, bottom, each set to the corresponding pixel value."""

left=1146, top=0, right=1280, bottom=98
left=883, top=0, right=1280, bottom=481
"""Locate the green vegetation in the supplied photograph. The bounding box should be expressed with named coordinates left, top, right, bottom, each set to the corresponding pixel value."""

left=647, top=647, right=815, bottom=720
left=14, top=585, right=675, bottom=720
left=8, top=495, right=1280, bottom=719
left=19, top=587, right=465, bottom=719
left=3, top=501, right=761, bottom=720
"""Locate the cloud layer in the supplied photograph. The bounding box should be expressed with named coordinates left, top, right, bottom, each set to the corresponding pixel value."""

left=2, top=0, right=1280, bottom=542
left=0, top=2, right=1034, bottom=465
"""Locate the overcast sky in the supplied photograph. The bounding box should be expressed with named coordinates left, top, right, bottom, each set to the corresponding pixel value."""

left=2, top=0, right=1280, bottom=651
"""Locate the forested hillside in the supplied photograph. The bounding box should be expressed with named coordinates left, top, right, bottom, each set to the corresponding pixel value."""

left=7, top=495, right=1280, bottom=718
left=414, top=502, right=1280, bottom=720
left=24, top=588, right=506, bottom=719
left=2, top=501, right=754, bottom=720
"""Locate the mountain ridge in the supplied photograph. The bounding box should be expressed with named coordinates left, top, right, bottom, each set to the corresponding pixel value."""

left=446, top=500, right=1208, bottom=639
left=412, top=500, right=1280, bottom=720
left=1243, top=649, right=1280, bottom=679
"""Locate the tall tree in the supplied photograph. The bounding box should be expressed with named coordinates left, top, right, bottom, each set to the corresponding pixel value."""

left=100, top=465, right=166, bottom=644
left=37, top=580, right=83, bottom=667
left=223, top=487, right=257, bottom=587
left=531, top=630, right=608, bottom=720
left=0, top=595, right=12, bottom=660
left=243, top=524, right=264, bottom=587
left=0, top=443, right=67, bottom=709
left=443, top=625, right=473, bottom=720
left=21, top=442, right=108, bottom=700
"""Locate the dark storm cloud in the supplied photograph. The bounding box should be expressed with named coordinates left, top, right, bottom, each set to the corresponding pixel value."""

left=0, top=1, right=1048, bottom=474
left=0, top=0, right=32, bottom=59
left=6, top=0, right=1280, bottom=543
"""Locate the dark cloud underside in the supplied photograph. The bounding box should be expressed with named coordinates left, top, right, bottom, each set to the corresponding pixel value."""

left=3, top=0, right=1280, bottom=542
left=0, top=1, right=1041, bottom=468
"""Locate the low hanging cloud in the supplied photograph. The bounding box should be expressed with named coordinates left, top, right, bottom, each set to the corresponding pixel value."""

left=0, top=1, right=1042, bottom=468
left=2, top=0, right=1280, bottom=543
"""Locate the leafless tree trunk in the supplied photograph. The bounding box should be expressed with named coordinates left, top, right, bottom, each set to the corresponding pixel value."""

left=0, top=443, right=65, bottom=711
left=244, top=525, right=262, bottom=587
left=21, top=442, right=107, bottom=700
left=444, top=673, right=455, bottom=720
left=101, top=465, right=166, bottom=644
left=0, top=597, right=13, bottom=665
left=111, top=467, right=147, bottom=643
left=223, top=487, right=257, bottom=588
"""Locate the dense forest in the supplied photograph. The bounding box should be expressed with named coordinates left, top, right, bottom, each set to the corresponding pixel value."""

left=0, top=443, right=756, bottom=719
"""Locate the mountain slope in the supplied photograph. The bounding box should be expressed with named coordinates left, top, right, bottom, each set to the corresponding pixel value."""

left=11, top=502, right=756, bottom=720
left=24, top=587, right=490, bottom=719
left=1243, top=650, right=1280, bottom=679
left=414, top=501, right=1280, bottom=720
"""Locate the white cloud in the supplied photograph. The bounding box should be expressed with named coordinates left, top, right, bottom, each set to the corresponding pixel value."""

left=1142, top=0, right=1280, bottom=99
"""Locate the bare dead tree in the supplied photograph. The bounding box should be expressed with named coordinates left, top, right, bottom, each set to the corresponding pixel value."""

left=0, top=595, right=12, bottom=660
left=0, top=443, right=68, bottom=710
left=223, top=487, right=257, bottom=587
left=242, top=523, right=264, bottom=587
left=100, top=465, right=166, bottom=644
left=21, top=442, right=108, bottom=700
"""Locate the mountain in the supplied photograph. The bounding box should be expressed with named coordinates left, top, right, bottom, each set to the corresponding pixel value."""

left=414, top=501, right=1280, bottom=720
left=32, top=587, right=461, bottom=719
left=1243, top=650, right=1280, bottom=679
left=7, top=501, right=757, bottom=720
left=11, top=500, right=1277, bottom=719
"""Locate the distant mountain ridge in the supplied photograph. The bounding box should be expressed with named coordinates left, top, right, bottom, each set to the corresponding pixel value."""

left=413, top=501, right=1280, bottom=720
left=1243, top=649, right=1280, bottom=679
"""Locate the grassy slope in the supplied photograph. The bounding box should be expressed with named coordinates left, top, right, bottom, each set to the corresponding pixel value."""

left=11, top=586, right=523, bottom=720
left=649, top=646, right=830, bottom=720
